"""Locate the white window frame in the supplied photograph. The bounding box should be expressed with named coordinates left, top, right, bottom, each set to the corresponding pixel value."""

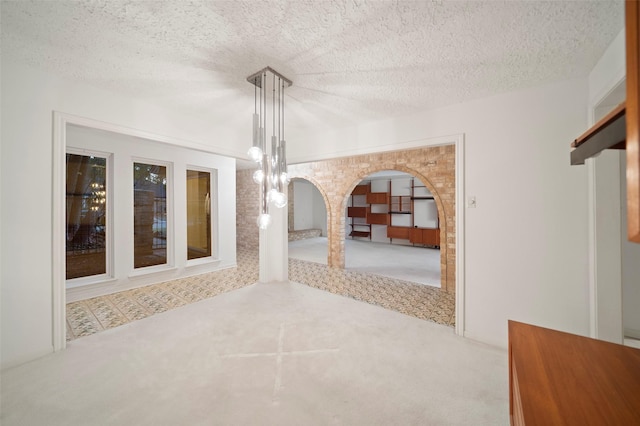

left=130, top=157, right=175, bottom=275
left=185, top=165, right=219, bottom=266
left=65, top=147, right=115, bottom=289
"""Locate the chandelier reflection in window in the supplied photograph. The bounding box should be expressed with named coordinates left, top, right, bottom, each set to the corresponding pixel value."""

left=247, top=67, right=292, bottom=229
left=90, top=182, right=106, bottom=211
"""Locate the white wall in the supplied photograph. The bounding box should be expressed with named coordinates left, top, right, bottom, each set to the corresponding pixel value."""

left=0, top=59, right=597, bottom=366
left=589, top=29, right=626, bottom=113
left=292, top=180, right=328, bottom=236
left=413, top=201, right=438, bottom=229
left=290, top=78, right=590, bottom=348
left=1, top=59, right=239, bottom=369
left=586, top=28, right=627, bottom=343
left=293, top=180, right=314, bottom=231
left=311, top=187, right=328, bottom=236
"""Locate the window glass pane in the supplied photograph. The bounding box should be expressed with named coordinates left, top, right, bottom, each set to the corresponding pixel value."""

left=133, top=162, right=167, bottom=268
left=187, top=170, right=211, bottom=260
left=66, top=153, right=107, bottom=279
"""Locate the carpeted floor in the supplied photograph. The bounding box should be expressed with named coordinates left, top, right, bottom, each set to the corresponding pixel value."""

left=67, top=246, right=455, bottom=341
left=290, top=237, right=442, bottom=287
left=5, top=281, right=505, bottom=426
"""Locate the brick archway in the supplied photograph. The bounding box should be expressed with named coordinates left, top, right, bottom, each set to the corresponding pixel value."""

left=340, top=168, right=448, bottom=289
left=288, top=145, right=455, bottom=292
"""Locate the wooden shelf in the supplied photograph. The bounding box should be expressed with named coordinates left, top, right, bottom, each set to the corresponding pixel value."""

left=366, top=211, right=388, bottom=225
left=390, top=195, right=411, bottom=213
left=366, top=192, right=388, bottom=204
left=349, top=185, right=372, bottom=239
left=570, top=102, right=626, bottom=166
left=387, top=226, right=410, bottom=240
left=349, top=230, right=370, bottom=238
left=509, top=320, right=640, bottom=425
left=351, top=184, right=369, bottom=196
left=347, top=206, right=367, bottom=218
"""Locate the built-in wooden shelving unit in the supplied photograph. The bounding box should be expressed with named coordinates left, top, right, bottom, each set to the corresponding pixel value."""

left=347, top=178, right=439, bottom=247
left=348, top=183, right=372, bottom=239
left=389, top=195, right=411, bottom=214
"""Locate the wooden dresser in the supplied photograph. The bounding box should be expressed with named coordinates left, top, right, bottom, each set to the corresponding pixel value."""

left=509, top=320, right=640, bottom=425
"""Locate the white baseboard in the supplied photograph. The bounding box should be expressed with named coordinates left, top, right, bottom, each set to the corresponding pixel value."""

left=624, top=338, right=640, bottom=349
left=1, top=346, right=53, bottom=372
left=624, top=327, right=640, bottom=340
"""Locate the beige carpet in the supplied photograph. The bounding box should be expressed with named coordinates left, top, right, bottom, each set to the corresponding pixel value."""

left=3, top=281, right=507, bottom=425
left=289, top=237, right=442, bottom=287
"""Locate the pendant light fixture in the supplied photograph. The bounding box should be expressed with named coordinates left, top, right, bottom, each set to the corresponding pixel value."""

left=247, top=67, right=292, bottom=229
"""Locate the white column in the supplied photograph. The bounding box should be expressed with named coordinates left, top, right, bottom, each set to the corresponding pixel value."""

left=259, top=203, right=288, bottom=283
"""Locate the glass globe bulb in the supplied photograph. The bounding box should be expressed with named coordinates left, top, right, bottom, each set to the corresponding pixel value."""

left=267, top=188, right=279, bottom=204
left=247, top=146, right=263, bottom=163
left=252, top=169, right=264, bottom=184
left=280, top=172, right=290, bottom=185
left=257, top=213, right=271, bottom=229
left=272, top=191, right=288, bottom=209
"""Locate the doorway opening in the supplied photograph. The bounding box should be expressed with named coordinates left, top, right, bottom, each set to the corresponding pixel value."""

left=287, top=178, right=329, bottom=263
left=344, top=170, right=441, bottom=287
left=281, top=138, right=463, bottom=333
left=590, top=78, right=640, bottom=348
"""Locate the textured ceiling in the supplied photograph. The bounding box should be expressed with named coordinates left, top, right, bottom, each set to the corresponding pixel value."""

left=1, top=0, right=625, bottom=138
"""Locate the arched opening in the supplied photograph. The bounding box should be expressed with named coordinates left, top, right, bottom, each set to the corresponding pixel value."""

left=287, top=178, right=330, bottom=264
left=285, top=143, right=457, bottom=328
left=344, top=170, right=441, bottom=287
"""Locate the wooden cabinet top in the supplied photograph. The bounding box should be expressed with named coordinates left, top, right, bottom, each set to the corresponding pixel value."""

left=509, top=320, right=640, bottom=425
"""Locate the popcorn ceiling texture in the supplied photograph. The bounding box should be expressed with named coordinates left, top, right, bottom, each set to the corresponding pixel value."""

left=1, top=1, right=623, bottom=139
left=237, top=145, right=456, bottom=292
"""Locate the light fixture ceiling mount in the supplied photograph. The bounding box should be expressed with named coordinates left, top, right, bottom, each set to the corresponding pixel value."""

left=247, top=67, right=292, bottom=229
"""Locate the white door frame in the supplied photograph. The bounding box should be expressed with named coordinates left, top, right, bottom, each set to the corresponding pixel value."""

left=587, top=79, right=626, bottom=343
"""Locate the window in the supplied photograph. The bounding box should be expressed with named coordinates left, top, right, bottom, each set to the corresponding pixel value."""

left=187, top=169, right=212, bottom=260
left=66, top=153, right=108, bottom=279
left=133, top=162, right=167, bottom=268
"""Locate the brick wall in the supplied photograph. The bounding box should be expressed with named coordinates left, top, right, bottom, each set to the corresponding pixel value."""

left=236, top=144, right=456, bottom=292
left=236, top=169, right=260, bottom=249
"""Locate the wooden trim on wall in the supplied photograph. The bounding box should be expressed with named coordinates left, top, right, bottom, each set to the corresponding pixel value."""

left=572, top=102, right=626, bottom=149
left=627, top=0, right=640, bottom=242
